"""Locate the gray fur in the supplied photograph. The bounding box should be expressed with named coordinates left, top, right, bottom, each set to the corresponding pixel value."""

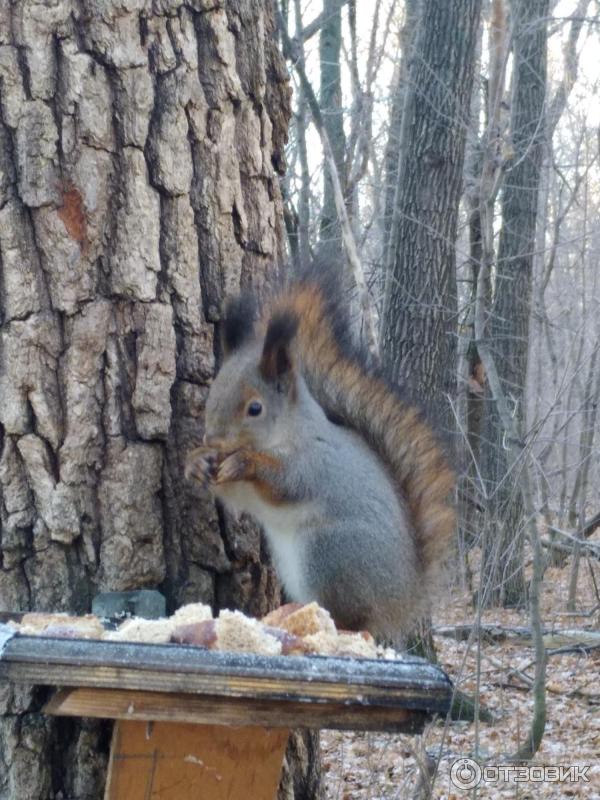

left=204, top=341, right=421, bottom=641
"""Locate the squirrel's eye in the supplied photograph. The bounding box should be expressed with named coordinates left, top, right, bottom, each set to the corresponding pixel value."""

left=247, top=400, right=263, bottom=417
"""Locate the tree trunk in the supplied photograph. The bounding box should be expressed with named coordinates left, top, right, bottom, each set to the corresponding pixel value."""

left=480, top=0, right=549, bottom=608
left=381, top=0, right=482, bottom=433
left=382, top=0, right=420, bottom=243
left=379, top=0, right=480, bottom=676
left=458, top=0, right=503, bottom=555
left=0, top=2, right=308, bottom=797
left=318, top=0, right=346, bottom=264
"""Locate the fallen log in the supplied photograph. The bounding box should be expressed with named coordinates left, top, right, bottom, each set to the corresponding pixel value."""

left=434, top=623, right=600, bottom=650
left=541, top=536, right=600, bottom=560
left=548, top=509, right=600, bottom=541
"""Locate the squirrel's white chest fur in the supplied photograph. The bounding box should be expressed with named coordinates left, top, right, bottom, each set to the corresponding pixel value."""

left=262, top=521, right=310, bottom=602
left=215, top=483, right=313, bottom=602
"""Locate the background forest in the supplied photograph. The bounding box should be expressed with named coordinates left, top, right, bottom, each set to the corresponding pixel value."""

left=277, top=0, right=600, bottom=796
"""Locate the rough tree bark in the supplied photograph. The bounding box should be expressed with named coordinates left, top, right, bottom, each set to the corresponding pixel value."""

left=382, top=0, right=419, bottom=244
left=480, top=0, right=549, bottom=608
left=381, top=0, right=482, bottom=434
left=0, top=2, right=321, bottom=798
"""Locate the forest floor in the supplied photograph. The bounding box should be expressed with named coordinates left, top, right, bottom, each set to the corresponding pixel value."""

left=321, top=540, right=600, bottom=799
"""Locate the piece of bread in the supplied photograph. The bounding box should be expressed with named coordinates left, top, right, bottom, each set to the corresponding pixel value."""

left=19, top=612, right=72, bottom=631
left=18, top=613, right=104, bottom=639
left=377, top=645, right=402, bottom=661
left=170, top=603, right=213, bottom=626
left=261, top=603, right=304, bottom=628
left=332, top=632, right=378, bottom=659
left=171, top=620, right=218, bottom=648
left=41, top=619, right=105, bottom=640
left=263, top=626, right=313, bottom=656
left=263, top=602, right=336, bottom=638
left=303, top=630, right=378, bottom=659
left=302, top=630, right=338, bottom=656
left=105, top=617, right=175, bottom=644
left=213, top=610, right=281, bottom=656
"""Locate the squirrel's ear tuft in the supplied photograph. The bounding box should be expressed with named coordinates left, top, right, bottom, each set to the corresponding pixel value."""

left=260, top=312, right=299, bottom=389
left=222, top=294, right=256, bottom=356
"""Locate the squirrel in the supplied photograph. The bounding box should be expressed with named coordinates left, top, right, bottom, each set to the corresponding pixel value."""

left=185, top=279, right=455, bottom=641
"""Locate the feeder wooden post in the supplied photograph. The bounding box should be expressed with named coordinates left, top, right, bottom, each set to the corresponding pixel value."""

left=104, top=719, right=289, bottom=800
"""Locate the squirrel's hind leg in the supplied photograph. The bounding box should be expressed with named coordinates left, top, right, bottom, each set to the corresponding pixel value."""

left=304, top=521, right=420, bottom=642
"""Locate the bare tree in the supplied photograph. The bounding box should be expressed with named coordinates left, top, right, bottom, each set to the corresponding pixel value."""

left=383, top=0, right=420, bottom=244
left=477, top=0, right=593, bottom=608
left=381, top=0, right=482, bottom=432
left=319, top=0, right=346, bottom=262
left=458, top=0, right=507, bottom=558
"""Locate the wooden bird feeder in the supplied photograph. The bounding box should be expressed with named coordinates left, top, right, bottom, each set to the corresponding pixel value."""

left=0, top=624, right=452, bottom=799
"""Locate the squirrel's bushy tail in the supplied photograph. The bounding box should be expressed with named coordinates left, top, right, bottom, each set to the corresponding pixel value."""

left=267, top=282, right=456, bottom=600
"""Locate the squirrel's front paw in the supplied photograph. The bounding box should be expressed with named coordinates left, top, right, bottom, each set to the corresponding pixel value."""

left=216, top=450, right=251, bottom=484
left=184, top=447, right=219, bottom=489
